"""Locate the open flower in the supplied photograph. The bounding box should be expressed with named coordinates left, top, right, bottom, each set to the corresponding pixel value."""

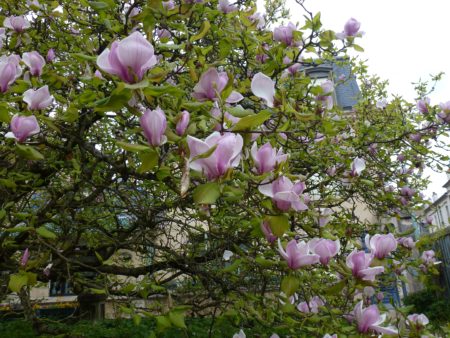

left=350, top=157, right=365, bottom=177
left=278, top=239, right=320, bottom=269
left=309, top=238, right=340, bottom=265
left=0, top=55, right=22, bottom=92
left=407, top=313, right=429, bottom=327
left=218, top=0, right=237, bottom=14
left=346, top=250, right=384, bottom=281
left=251, top=72, right=275, bottom=107
left=351, top=301, right=397, bottom=335
left=365, top=233, right=397, bottom=259
left=5, top=114, right=40, bottom=142
left=97, top=31, right=157, bottom=83
left=297, top=296, right=324, bottom=313
left=416, top=97, right=430, bottom=114
left=273, top=22, right=297, bottom=46
left=258, top=176, right=308, bottom=211
left=316, top=80, right=334, bottom=110
left=187, top=131, right=243, bottom=180
left=251, top=142, right=287, bottom=174
left=421, top=250, right=436, bottom=265
left=140, top=107, right=167, bottom=146
left=23, top=86, right=53, bottom=110
left=192, top=68, right=242, bottom=103
left=4, top=16, right=30, bottom=33
left=22, top=51, right=45, bottom=77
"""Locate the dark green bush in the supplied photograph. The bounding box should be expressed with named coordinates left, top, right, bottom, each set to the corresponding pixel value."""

left=403, top=289, right=450, bottom=325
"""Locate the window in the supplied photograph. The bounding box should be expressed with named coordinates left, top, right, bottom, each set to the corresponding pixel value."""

left=49, top=278, right=74, bottom=297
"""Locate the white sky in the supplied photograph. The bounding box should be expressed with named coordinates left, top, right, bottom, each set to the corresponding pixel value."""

left=259, top=0, right=450, bottom=199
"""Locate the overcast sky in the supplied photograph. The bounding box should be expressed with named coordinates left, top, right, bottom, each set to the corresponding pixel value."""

left=259, top=0, right=450, bottom=198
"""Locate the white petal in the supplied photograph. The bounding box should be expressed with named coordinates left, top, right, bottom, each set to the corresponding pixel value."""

left=251, top=72, right=275, bottom=107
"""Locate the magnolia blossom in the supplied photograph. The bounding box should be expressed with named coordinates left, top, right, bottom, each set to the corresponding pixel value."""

left=438, top=101, right=450, bottom=123
left=278, top=239, right=320, bottom=269
left=6, top=114, right=40, bottom=142
left=251, top=72, right=275, bottom=107
left=97, top=31, right=157, bottom=83
left=397, top=237, right=415, bottom=249
left=336, top=18, right=361, bottom=39
left=162, top=0, right=175, bottom=10
left=421, top=250, right=436, bottom=265
left=352, top=301, right=397, bottom=335
left=94, top=70, right=104, bottom=79
left=258, top=176, right=308, bottom=211
left=233, top=330, right=246, bottom=338
left=251, top=142, right=287, bottom=174
left=140, top=107, right=167, bottom=146
left=318, top=208, right=333, bottom=227
left=22, top=51, right=45, bottom=76
left=376, top=99, right=387, bottom=109
left=223, top=250, right=233, bottom=261
left=261, top=221, right=277, bottom=244
left=0, top=55, right=22, bottom=92
left=248, top=12, right=265, bottom=29
left=297, top=296, right=324, bottom=313
left=218, top=0, right=237, bottom=13
left=417, top=97, right=430, bottom=114
left=23, top=86, right=53, bottom=110
left=316, top=80, right=334, bottom=110
left=156, top=28, right=171, bottom=39
left=365, top=234, right=397, bottom=259
left=407, top=313, right=429, bottom=327
left=4, top=16, right=30, bottom=33
left=273, top=22, right=297, bottom=46
left=175, top=110, right=190, bottom=136
left=350, top=157, right=366, bottom=177
left=0, top=28, right=5, bottom=49
left=187, top=132, right=243, bottom=180
left=309, top=238, right=340, bottom=265
left=21, top=248, right=30, bottom=266
left=43, top=263, right=53, bottom=277
left=192, top=68, right=243, bottom=103
left=326, top=166, right=336, bottom=177
left=323, top=335, right=337, bottom=338
left=46, top=49, right=56, bottom=62
left=346, top=250, right=384, bottom=281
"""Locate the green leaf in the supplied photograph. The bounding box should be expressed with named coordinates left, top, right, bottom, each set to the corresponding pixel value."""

left=71, top=53, right=97, bottom=62
left=265, top=215, right=289, bottom=237
left=15, top=144, right=44, bottom=161
left=95, top=88, right=132, bottom=112
left=9, top=273, right=28, bottom=293
left=281, top=275, right=299, bottom=297
left=352, top=44, right=364, bottom=52
left=137, top=149, right=159, bottom=173
left=325, top=280, right=346, bottom=295
left=233, top=111, right=272, bottom=131
left=221, top=259, right=242, bottom=273
left=169, top=311, right=187, bottom=329
left=124, top=79, right=149, bottom=90
left=190, top=20, right=211, bottom=42
left=36, top=227, right=57, bottom=240
left=156, top=315, right=172, bottom=331
left=193, top=182, right=220, bottom=204
left=133, top=314, right=142, bottom=326
left=26, top=272, right=37, bottom=287
left=116, top=141, right=150, bottom=152
left=89, top=1, right=112, bottom=11
left=143, top=85, right=184, bottom=98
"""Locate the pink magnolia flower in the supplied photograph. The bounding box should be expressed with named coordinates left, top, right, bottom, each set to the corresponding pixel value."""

left=22, top=51, right=45, bottom=76
left=0, top=28, right=6, bottom=49
left=251, top=142, right=287, bottom=174
left=162, top=0, right=175, bottom=10
left=350, top=157, right=365, bottom=176
left=261, top=221, right=277, bottom=244
left=397, top=237, right=415, bottom=249
left=4, top=16, right=30, bottom=33
left=46, top=49, right=56, bottom=62
left=187, top=131, right=243, bottom=180
left=23, top=86, right=53, bottom=110
left=156, top=28, right=171, bottom=39
left=421, top=250, right=436, bottom=265
left=438, top=101, right=450, bottom=123
left=278, top=239, right=320, bottom=270
left=365, top=234, right=397, bottom=259
left=326, top=166, right=337, bottom=177
left=316, top=80, right=334, bottom=110
left=192, top=68, right=243, bottom=103
left=43, top=263, right=53, bottom=277
left=248, top=12, right=265, bottom=29
left=5, top=114, right=40, bottom=142
left=175, top=110, right=190, bottom=136
left=218, top=0, right=237, bottom=14
left=318, top=208, right=333, bottom=227
left=97, top=31, right=157, bottom=83
left=0, top=55, right=22, bottom=92
left=258, top=176, right=308, bottom=211
left=336, top=18, right=361, bottom=40
left=376, top=99, right=387, bottom=109
left=94, top=70, right=104, bottom=79
left=352, top=301, right=397, bottom=335
left=273, top=22, right=297, bottom=46
left=309, top=238, right=340, bottom=265
left=409, top=133, right=422, bottom=142
left=21, top=248, right=30, bottom=266
left=346, top=250, right=384, bottom=281
left=140, top=107, right=167, bottom=146
left=251, top=72, right=275, bottom=107
left=297, top=296, right=324, bottom=313
left=417, top=97, right=430, bottom=114
left=407, top=313, right=429, bottom=327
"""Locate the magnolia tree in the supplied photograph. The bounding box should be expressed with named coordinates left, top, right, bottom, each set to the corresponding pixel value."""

left=0, top=0, right=448, bottom=336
